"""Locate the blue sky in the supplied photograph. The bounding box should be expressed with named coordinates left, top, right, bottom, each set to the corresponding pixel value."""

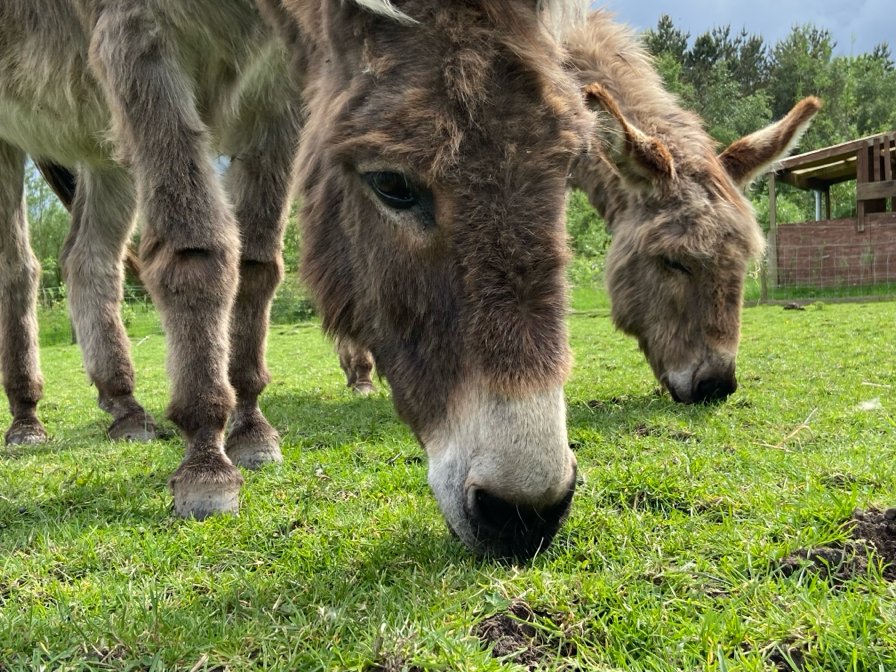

left=597, top=0, right=891, bottom=56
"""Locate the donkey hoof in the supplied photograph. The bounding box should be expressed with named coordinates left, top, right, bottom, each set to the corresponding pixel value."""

left=5, top=419, right=49, bottom=445
left=225, top=412, right=282, bottom=469
left=352, top=380, right=376, bottom=396
left=225, top=432, right=283, bottom=469
left=108, top=411, right=159, bottom=442
left=169, top=454, right=243, bottom=519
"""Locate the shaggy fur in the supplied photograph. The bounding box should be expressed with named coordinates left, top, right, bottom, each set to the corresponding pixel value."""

left=566, top=11, right=819, bottom=403
left=337, top=10, right=821, bottom=404
left=0, top=0, right=301, bottom=517
left=1, top=0, right=589, bottom=558
left=291, top=0, right=588, bottom=557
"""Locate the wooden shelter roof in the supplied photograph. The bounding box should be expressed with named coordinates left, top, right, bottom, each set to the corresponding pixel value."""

left=776, top=131, right=896, bottom=190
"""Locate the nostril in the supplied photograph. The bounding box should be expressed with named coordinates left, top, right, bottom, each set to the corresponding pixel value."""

left=693, top=374, right=737, bottom=403
left=467, top=477, right=576, bottom=560
left=474, top=488, right=522, bottom=534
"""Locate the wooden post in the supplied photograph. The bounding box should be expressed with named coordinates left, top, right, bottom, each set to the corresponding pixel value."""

left=857, top=146, right=867, bottom=232
left=824, top=187, right=832, bottom=220
left=884, top=135, right=895, bottom=212
left=765, top=172, right=778, bottom=297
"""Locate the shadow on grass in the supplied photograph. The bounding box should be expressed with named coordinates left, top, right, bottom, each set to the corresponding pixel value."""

left=261, top=390, right=411, bottom=450
left=0, top=467, right=172, bottom=539
left=567, top=391, right=727, bottom=437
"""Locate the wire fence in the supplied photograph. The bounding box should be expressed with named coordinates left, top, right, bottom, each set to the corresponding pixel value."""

left=761, top=215, right=896, bottom=302
left=36, top=279, right=317, bottom=347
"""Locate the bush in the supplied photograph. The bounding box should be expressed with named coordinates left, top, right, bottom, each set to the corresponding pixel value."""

left=565, top=189, right=610, bottom=287
left=270, top=278, right=316, bottom=324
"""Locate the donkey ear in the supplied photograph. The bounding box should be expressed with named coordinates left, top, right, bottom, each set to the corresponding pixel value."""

left=719, top=96, right=822, bottom=188
left=583, top=82, right=676, bottom=182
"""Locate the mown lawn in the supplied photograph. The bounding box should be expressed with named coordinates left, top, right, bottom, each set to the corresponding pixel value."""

left=1, top=297, right=895, bottom=671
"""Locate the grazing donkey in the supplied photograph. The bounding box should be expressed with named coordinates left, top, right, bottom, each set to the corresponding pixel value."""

left=568, top=11, right=820, bottom=403
left=1, top=0, right=591, bottom=559
left=337, top=11, right=820, bottom=404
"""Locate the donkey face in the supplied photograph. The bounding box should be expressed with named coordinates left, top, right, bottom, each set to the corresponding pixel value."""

left=297, top=0, right=591, bottom=557
left=585, top=88, right=820, bottom=403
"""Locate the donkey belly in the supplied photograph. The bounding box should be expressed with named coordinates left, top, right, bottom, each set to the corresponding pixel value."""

left=0, top=1, right=112, bottom=166
left=0, top=0, right=287, bottom=167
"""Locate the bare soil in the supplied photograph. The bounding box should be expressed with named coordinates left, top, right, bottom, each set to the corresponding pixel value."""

left=780, top=508, right=896, bottom=583
left=474, top=600, right=577, bottom=670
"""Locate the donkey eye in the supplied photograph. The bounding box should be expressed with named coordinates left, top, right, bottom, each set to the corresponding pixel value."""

left=364, top=171, right=418, bottom=210
left=661, top=257, right=692, bottom=275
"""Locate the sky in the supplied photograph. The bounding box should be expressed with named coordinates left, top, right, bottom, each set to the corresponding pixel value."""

left=597, top=0, right=892, bottom=56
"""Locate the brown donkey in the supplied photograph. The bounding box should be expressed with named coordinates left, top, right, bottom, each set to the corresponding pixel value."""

left=568, top=11, right=820, bottom=403
left=338, top=11, right=820, bottom=404
left=1, top=0, right=591, bottom=558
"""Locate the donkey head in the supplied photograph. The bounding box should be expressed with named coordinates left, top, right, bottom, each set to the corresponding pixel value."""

left=296, top=0, right=591, bottom=558
left=582, top=87, right=820, bottom=403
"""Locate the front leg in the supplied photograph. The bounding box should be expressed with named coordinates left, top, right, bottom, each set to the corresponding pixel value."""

left=222, top=95, right=301, bottom=469
left=0, top=143, right=47, bottom=445
left=90, top=7, right=241, bottom=517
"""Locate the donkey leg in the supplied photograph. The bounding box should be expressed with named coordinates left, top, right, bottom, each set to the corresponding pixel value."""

left=223, top=109, right=300, bottom=469
left=90, top=8, right=241, bottom=518
left=60, top=168, right=158, bottom=441
left=0, top=143, right=47, bottom=445
left=336, top=337, right=376, bottom=395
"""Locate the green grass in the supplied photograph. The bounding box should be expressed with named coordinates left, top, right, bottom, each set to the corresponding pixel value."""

left=2, top=298, right=895, bottom=671
left=743, top=276, right=896, bottom=304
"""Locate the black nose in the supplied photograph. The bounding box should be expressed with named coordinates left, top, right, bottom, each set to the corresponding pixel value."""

left=467, top=475, right=576, bottom=560
left=692, top=373, right=738, bottom=403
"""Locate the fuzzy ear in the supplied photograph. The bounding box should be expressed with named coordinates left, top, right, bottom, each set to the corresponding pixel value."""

left=719, top=96, right=822, bottom=187
left=583, top=82, right=676, bottom=182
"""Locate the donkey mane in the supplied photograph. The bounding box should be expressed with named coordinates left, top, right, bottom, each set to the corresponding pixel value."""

left=351, top=0, right=588, bottom=38
left=349, top=0, right=416, bottom=25
left=566, top=11, right=757, bottom=227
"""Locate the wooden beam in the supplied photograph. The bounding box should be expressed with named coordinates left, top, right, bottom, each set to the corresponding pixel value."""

left=880, top=138, right=896, bottom=182
left=778, top=160, right=857, bottom=190
left=777, top=132, right=892, bottom=171
left=885, top=136, right=895, bottom=212
left=857, top=147, right=867, bottom=231
left=857, top=180, right=896, bottom=201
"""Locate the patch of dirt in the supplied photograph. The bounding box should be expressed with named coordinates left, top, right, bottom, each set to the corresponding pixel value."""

left=779, top=508, right=896, bottom=583
left=742, top=636, right=811, bottom=671
left=474, top=601, right=577, bottom=670
left=767, top=640, right=808, bottom=671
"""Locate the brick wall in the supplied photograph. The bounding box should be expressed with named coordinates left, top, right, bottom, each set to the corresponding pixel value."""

left=776, top=213, right=896, bottom=287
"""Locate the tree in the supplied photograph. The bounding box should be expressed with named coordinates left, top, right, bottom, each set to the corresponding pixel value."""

left=24, top=161, right=70, bottom=289
left=643, top=14, right=689, bottom=62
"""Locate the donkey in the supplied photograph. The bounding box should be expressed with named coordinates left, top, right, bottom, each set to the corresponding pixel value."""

left=568, top=10, right=820, bottom=403
left=336, top=11, right=820, bottom=404
left=1, top=0, right=591, bottom=559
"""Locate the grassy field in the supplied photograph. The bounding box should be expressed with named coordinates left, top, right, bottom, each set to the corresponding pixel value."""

left=1, top=296, right=895, bottom=671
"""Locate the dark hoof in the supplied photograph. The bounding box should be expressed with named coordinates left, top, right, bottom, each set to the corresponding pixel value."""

left=168, top=451, right=243, bottom=519
left=108, top=411, right=159, bottom=441
left=5, top=418, right=49, bottom=445
left=352, top=380, right=376, bottom=396
left=225, top=412, right=282, bottom=469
